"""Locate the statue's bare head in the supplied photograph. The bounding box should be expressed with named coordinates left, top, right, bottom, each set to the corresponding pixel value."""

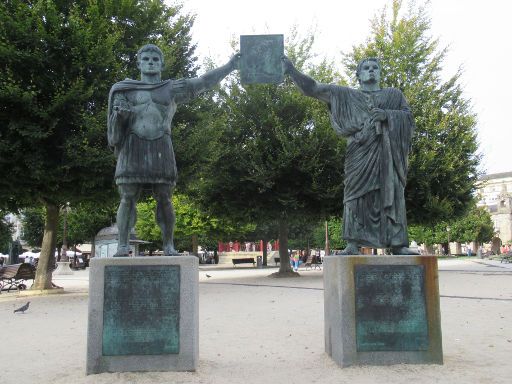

left=356, top=57, right=381, bottom=86
left=137, top=44, right=164, bottom=64
left=137, top=44, right=164, bottom=77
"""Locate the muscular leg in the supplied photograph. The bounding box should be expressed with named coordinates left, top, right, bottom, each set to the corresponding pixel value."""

left=152, top=183, right=178, bottom=255
left=115, top=184, right=141, bottom=257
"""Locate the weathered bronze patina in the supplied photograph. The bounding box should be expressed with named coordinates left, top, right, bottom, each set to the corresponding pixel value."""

left=108, top=44, right=239, bottom=256
left=283, top=56, right=418, bottom=255
left=240, top=34, right=284, bottom=84
left=102, top=265, right=180, bottom=355
left=354, top=264, right=428, bottom=351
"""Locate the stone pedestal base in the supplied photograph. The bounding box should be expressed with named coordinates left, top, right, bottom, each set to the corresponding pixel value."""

left=54, top=261, right=73, bottom=275
left=86, top=256, right=198, bottom=374
left=323, top=255, right=443, bottom=367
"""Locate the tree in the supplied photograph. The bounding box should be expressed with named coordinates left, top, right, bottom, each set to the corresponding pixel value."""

left=66, top=202, right=116, bottom=246
left=20, top=208, right=45, bottom=248
left=0, top=211, right=13, bottom=254
left=197, top=31, right=345, bottom=276
left=343, top=0, right=480, bottom=225
left=408, top=204, right=494, bottom=254
left=449, top=206, right=495, bottom=245
left=136, top=194, right=247, bottom=254
left=0, top=0, right=197, bottom=288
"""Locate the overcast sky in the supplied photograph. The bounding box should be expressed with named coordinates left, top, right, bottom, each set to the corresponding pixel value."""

left=179, top=0, right=510, bottom=176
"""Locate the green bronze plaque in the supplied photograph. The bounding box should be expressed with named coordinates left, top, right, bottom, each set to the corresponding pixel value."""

left=240, top=34, right=284, bottom=84
left=354, top=265, right=429, bottom=351
left=102, top=265, right=180, bottom=356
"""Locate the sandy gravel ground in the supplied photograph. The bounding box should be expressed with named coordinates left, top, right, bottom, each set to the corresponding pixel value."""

left=0, top=258, right=511, bottom=384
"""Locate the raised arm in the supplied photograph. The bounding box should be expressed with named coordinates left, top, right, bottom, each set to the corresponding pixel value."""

left=187, top=54, right=240, bottom=97
left=282, top=56, right=330, bottom=103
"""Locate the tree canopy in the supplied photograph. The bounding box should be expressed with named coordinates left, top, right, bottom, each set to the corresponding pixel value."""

left=0, top=212, right=13, bottom=254
left=0, top=0, right=198, bottom=288
left=409, top=204, right=494, bottom=248
left=196, top=31, right=346, bottom=274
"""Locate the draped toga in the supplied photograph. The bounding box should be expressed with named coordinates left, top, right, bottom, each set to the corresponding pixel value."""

left=328, top=85, right=415, bottom=248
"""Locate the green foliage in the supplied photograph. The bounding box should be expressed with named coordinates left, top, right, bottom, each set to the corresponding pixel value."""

left=448, top=206, right=495, bottom=244
left=66, top=202, right=116, bottom=245
left=20, top=207, right=45, bottom=247
left=408, top=204, right=495, bottom=245
left=0, top=0, right=198, bottom=287
left=21, top=202, right=115, bottom=248
left=408, top=223, right=437, bottom=246
left=344, top=0, right=480, bottom=225
left=0, top=212, right=13, bottom=254
left=0, top=0, right=198, bottom=211
left=135, top=194, right=245, bottom=252
left=198, top=31, right=345, bottom=229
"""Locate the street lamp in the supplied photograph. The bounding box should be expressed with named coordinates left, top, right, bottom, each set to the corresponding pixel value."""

left=54, top=202, right=73, bottom=275
left=446, top=226, right=451, bottom=256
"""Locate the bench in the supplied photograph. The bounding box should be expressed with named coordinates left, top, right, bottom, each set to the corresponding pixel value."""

left=304, top=255, right=322, bottom=270
left=500, top=253, right=512, bottom=263
left=274, top=257, right=280, bottom=266
left=232, top=258, right=255, bottom=267
left=0, top=263, right=36, bottom=293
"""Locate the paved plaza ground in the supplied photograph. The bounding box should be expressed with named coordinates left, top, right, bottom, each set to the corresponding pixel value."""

left=0, top=258, right=511, bottom=384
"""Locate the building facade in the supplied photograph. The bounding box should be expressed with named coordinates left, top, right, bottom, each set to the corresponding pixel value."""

left=477, top=172, right=512, bottom=246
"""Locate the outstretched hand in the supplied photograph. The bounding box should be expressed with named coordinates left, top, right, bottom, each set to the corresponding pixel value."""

left=229, top=53, right=241, bottom=71
left=281, top=55, right=294, bottom=74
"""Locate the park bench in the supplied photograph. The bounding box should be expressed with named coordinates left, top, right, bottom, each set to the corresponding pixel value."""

left=0, top=263, right=36, bottom=293
left=232, top=258, right=255, bottom=267
left=500, top=252, right=512, bottom=263
left=304, top=255, right=322, bottom=271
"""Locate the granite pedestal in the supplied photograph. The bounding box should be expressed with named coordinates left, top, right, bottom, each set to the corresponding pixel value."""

left=86, top=256, right=198, bottom=374
left=323, top=255, right=443, bottom=367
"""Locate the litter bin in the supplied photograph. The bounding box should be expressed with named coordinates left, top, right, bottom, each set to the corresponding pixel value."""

left=257, top=256, right=263, bottom=269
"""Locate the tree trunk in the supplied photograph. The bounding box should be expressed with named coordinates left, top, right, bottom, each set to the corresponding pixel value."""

left=191, top=234, right=198, bottom=256
left=33, top=203, right=59, bottom=290
left=262, top=237, right=268, bottom=266
left=278, top=218, right=293, bottom=274
left=424, top=244, right=435, bottom=255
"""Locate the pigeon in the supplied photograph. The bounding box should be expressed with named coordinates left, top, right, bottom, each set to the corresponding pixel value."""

left=14, top=301, right=30, bottom=314
left=206, top=274, right=212, bottom=278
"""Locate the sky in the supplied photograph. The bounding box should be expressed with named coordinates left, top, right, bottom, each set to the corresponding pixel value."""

left=179, top=0, right=510, bottom=176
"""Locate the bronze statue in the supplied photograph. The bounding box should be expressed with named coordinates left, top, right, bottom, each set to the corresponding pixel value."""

left=108, top=44, right=239, bottom=256
left=282, top=56, right=418, bottom=255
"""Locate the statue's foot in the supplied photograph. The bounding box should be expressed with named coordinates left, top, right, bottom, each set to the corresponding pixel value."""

left=164, top=245, right=180, bottom=256
left=114, top=245, right=131, bottom=257
left=340, top=244, right=361, bottom=255
left=391, top=247, right=420, bottom=255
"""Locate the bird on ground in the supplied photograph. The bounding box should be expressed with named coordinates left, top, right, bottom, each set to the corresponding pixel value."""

left=14, top=301, right=30, bottom=314
left=206, top=274, right=212, bottom=278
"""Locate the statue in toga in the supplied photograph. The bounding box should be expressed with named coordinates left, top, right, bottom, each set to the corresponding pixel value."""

left=282, top=56, right=418, bottom=255
left=108, top=44, right=239, bottom=256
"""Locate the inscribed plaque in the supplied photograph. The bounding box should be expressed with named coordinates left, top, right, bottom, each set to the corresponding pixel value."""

left=240, top=34, right=284, bottom=84
left=102, top=265, right=180, bottom=355
left=354, top=265, right=428, bottom=351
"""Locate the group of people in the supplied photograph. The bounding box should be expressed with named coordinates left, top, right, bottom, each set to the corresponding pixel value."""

left=289, top=249, right=322, bottom=272
left=500, top=244, right=511, bottom=255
